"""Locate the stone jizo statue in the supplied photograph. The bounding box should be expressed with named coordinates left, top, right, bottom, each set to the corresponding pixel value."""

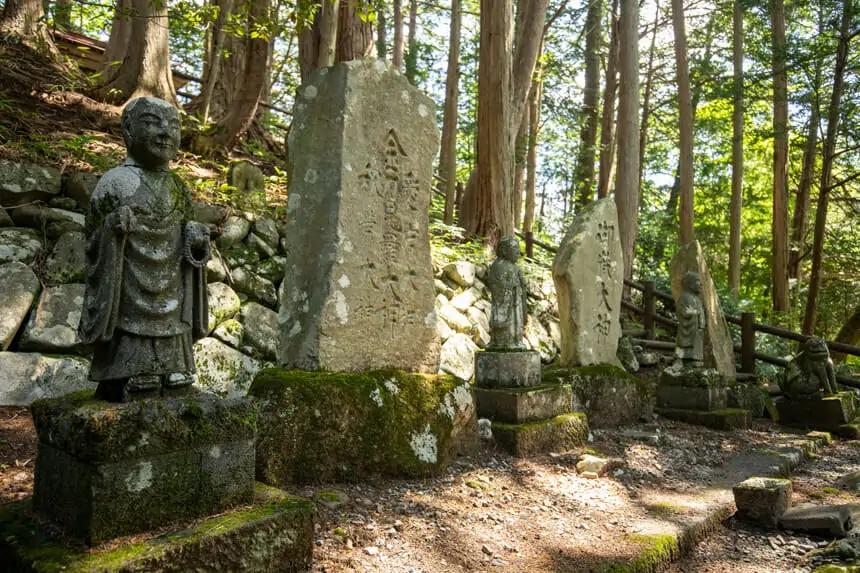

left=78, top=97, right=210, bottom=402
left=487, top=235, right=528, bottom=350
left=779, top=338, right=837, bottom=398
left=675, top=271, right=706, bottom=366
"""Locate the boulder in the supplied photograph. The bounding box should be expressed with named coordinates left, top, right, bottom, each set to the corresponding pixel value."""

left=48, top=197, right=79, bottom=211
left=19, top=284, right=85, bottom=353
left=669, top=240, right=736, bottom=379
left=207, top=282, right=241, bottom=329
left=525, top=314, right=556, bottom=363
left=247, top=232, right=276, bottom=259
left=0, top=207, right=13, bottom=227
left=450, top=287, right=481, bottom=312
left=438, top=301, right=472, bottom=334
left=192, top=201, right=227, bottom=226
left=439, top=333, right=478, bottom=380
left=206, top=251, right=228, bottom=283
left=443, top=261, right=476, bottom=287
left=63, top=172, right=99, bottom=209
left=436, top=316, right=454, bottom=342
left=231, top=267, right=277, bottom=308
left=193, top=337, right=263, bottom=398
left=213, top=318, right=244, bottom=348
left=0, top=228, right=42, bottom=264
left=228, top=162, right=266, bottom=196
left=0, top=262, right=40, bottom=350
left=0, top=352, right=93, bottom=405
left=253, top=219, right=280, bottom=251
left=215, top=216, right=252, bottom=250
left=0, top=162, right=61, bottom=205
left=223, top=243, right=260, bottom=269
left=239, top=302, right=278, bottom=360
left=9, top=204, right=84, bottom=239
left=43, top=231, right=86, bottom=284
left=252, top=256, right=286, bottom=285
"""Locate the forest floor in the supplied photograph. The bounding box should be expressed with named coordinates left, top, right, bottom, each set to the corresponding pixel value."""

left=3, top=404, right=858, bottom=573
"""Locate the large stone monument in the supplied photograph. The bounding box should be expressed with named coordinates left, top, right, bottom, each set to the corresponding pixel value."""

left=278, top=59, right=440, bottom=373
left=0, top=98, right=314, bottom=572
left=552, top=197, right=624, bottom=366
left=475, top=236, right=587, bottom=457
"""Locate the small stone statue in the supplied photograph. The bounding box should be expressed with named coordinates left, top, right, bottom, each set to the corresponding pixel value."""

left=779, top=338, right=837, bottom=398
left=78, top=97, right=210, bottom=402
left=675, top=271, right=706, bottom=367
left=487, top=235, right=528, bottom=350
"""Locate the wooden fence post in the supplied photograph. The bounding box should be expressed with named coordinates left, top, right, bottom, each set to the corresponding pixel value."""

left=524, top=231, right=534, bottom=258
left=643, top=281, right=656, bottom=339
left=741, top=312, right=757, bottom=375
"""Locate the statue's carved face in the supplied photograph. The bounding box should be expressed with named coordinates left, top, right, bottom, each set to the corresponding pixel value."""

left=498, top=236, right=520, bottom=263
left=683, top=273, right=702, bottom=295
left=123, top=98, right=180, bottom=169
left=804, top=338, right=830, bottom=360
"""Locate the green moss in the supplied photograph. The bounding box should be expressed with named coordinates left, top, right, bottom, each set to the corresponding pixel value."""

left=644, top=502, right=685, bottom=518
left=493, top=412, right=587, bottom=433
left=813, top=566, right=860, bottom=573
left=333, top=528, right=346, bottom=537
left=599, top=534, right=680, bottom=573
left=465, top=479, right=489, bottom=490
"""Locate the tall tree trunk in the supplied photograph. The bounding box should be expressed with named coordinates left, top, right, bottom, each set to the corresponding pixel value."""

left=200, top=0, right=234, bottom=124
left=596, top=0, right=619, bottom=200
left=638, top=0, right=659, bottom=189
left=1, top=0, right=58, bottom=54
left=376, top=0, right=387, bottom=59
left=512, top=111, right=529, bottom=229
left=317, top=0, right=340, bottom=68
left=728, top=0, right=744, bottom=295
left=440, top=0, right=462, bottom=225
left=672, top=0, right=694, bottom=245
left=102, top=0, right=131, bottom=81
left=299, top=3, right=373, bottom=82
left=616, top=0, right=639, bottom=280
left=392, top=0, right=404, bottom=69
left=832, top=306, right=860, bottom=362
left=771, top=0, right=790, bottom=313
left=54, top=0, right=71, bottom=29
left=96, top=0, right=177, bottom=106
left=802, top=0, right=853, bottom=335
left=405, top=0, right=418, bottom=83
left=573, top=0, right=602, bottom=209
left=523, top=68, right=542, bottom=255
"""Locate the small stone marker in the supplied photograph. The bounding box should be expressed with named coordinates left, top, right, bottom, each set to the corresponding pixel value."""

left=733, top=477, right=792, bottom=528
left=278, top=59, right=440, bottom=373
left=779, top=503, right=854, bottom=538
left=552, top=197, right=624, bottom=366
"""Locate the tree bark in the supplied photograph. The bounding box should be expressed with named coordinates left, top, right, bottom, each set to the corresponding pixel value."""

left=802, top=0, right=853, bottom=335
left=672, top=0, right=694, bottom=245
left=200, top=0, right=234, bottom=124
left=318, top=0, right=340, bottom=68
left=1, top=0, right=58, bottom=54
left=616, top=0, right=639, bottom=280
left=832, top=306, right=860, bottom=362
left=376, top=0, right=387, bottom=59
left=54, top=0, right=71, bottom=29
left=96, top=0, right=177, bottom=106
left=523, top=68, right=542, bottom=244
left=771, top=0, right=790, bottom=313
left=596, top=0, right=619, bottom=200
left=392, top=0, right=404, bottom=69
left=573, top=0, right=601, bottom=210
left=102, top=0, right=131, bottom=81
left=513, top=110, right=529, bottom=229
left=728, top=0, right=743, bottom=295
left=638, top=0, right=659, bottom=190
left=440, top=0, right=462, bottom=225
left=405, top=0, right=418, bottom=83
left=299, top=3, right=373, bottom=82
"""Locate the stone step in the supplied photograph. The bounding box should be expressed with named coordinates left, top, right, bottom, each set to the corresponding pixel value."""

left=491, top=412, right=589, bottom=457
left=475, top=383, right=571, bottom=424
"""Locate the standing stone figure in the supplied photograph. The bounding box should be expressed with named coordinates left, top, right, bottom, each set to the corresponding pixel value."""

left=675, top=271, right=706, bottom=366
left=487, top=235, right=528, bottom=350
left=78, top=98, right=210, bottom=402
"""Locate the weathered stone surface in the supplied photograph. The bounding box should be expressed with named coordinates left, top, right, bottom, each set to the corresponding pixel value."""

left=492, top=413, right=589, bottom=457
left=207, top=282, right=241, bottom=329
left=837, top=470, right=860, bottom=491
left=657, top=407, right=752, bottom=430
left=552, top=197, right=624, bottom=366
left=213, top=318, right=244, bottom=348
left=439, top=333, right=478, bottom=380
left=543, top=364, right=652, bottom=428
left=0, top=262, right=40, bottom=350
left=475, top=350, right=541, bottom=388
left=436, top=315, right=454, bottom=342
left=253, top=256, right=286, bottom=285
left=279, top=59, right=440, bottom=373
left=30, top=392, right=257, bottom=544
left=0, top=352, right=93, bottom=405
left=775, top=392, right=857, bottom=430
left=229, top=161, right=266, bottom=195
left=216, top=215, right=252, bottom=250
left=231, top=266, right=277, bottom=308
left=224, top=243, right=260, bottom=268
left=617, top=336, right=640, bottom=372
left=450, top=287, right=481, bottom=312
left=0, top=228, right=42, bottom=264
left=194, top=337, right=263, bottom=398
left=251, top=369, right=476, bottom=483
left=10, top=204, right=85, bottom=238
left=192, top=200, right=227, bottom=226
left=206, top=250, right=228, bottom=282
left=669, top=240, right=737, bottom=378
left=0, top=207, right=12, bottom=227
left=438, top=301, right=472, bottom=334
left=240, top=302, right=278, bottom=360
left=254, top=218, right=280, bottom=251
left=779, top=503, right=854, bottom=538
left=43, top=231, right=86, bottom=283
left=0, top=484, right=315, bottom=573
left=247, top=232, right=276, bottom=259
left=63, top=172, right=99, bottom=209
left=525, top=314, right=556, bottom=363
left=20, top=284, right=85, bottom=353
left=733, top=477, right=792, bottom=528
left=466, top=307, right=491, bottom=343
left=576, top=454, right=623, bottom=476
left=444, top=261, right=476, bottom=287
left=657, top=385, right=728, bottom=411
left=0, top=161, right=61, bottom=204
left=475, top=383, right=571, bottom=424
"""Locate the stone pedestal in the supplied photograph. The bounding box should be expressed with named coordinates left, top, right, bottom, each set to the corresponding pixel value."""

left=475, top=384, right=571, bottom=424
left=492, top=413, right=589, bottom=457
left=733, top=477, right=792, bottom=528
left=475, top=350, right=541, bottom=388
left=31, top=391, right=257, bottom=545
left=775, top=392, right=860, bottom=438
left=656, top=363, right=750, bottom=430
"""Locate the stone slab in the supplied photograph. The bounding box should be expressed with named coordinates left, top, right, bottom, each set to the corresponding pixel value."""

left=775, top=393, right=857, bottom=430
left=279, top=58, right=440, bottom=373
left=656, top=385, right=728, bottom=411
left=0, top=352, right=93, bottom=405
left=552, top=197, right=624, bottom=366
left=657, top=407, right=752, bottom=431
left=30, top=391, right=257, bottom=544
left=474, top=350, right=541, bottom=388
left=492, top=413, right=589, bottom=457
left=733, top=477, right=792, bottom=528
left=669, top=241, right=737, bottom=379
left=475, top=383, right=571, bottom=424
left=0, top=262, right=40, bottom=350
left=779, top=503, right=854, bottom=538
left=0, top=483, right=314, bottom=572
left=19, top=283, right=85, bottom=353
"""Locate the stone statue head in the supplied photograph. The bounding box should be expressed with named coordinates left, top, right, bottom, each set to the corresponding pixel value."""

left=803, top=338, right=830, bottom=360
left=122, top=97, right=181, bottom=170
left=498, top=235, right=521, bottom=263
left=682, top=272, right=702, bottom=295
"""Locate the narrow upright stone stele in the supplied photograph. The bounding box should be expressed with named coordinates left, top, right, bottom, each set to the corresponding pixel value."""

left=279, top=59, right=440, bottom=373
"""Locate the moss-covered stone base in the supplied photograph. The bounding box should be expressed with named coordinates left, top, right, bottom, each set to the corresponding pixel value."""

left=0, top=483, right=315, bottom=573
left=656, top=407, right=752, bottom=430
left=475, top=383, right=572, bottom=424
left=492, top=412, right=589, bottom=457
left=726, top=383, right=768, bottom=418
left=775, top=393, right=858, bottom=435
left=543, top=364, right=651, bottom=428
left=249, top=369, right=476, bottom=484
left=30, top=391, right=257, bottom=545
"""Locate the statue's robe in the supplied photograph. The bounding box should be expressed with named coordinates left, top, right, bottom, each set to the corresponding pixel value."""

left=675, top=291, right=705, bottom=362
left=78, top=159, right=207, bottom=381
left=488, top=259, right=528, bottom=350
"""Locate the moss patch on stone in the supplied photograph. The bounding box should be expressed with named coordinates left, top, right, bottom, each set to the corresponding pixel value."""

left=599, top=534, right=680, bottom=573
left=543, top=365, right=651, bottom=428
left=491, top=413, right=589, bottom=457
left=250, top=368, right=476, bottom=484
